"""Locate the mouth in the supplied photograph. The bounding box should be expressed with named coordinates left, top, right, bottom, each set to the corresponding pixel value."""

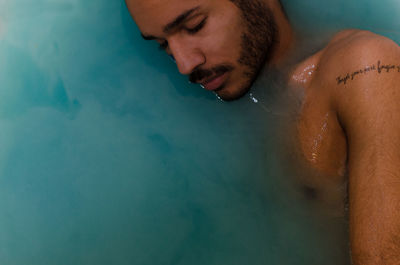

left=200, top=72, right=228, bottom=92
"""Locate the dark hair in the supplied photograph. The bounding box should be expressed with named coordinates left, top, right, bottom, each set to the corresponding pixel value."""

left=230, top=0, right=288, bottom=19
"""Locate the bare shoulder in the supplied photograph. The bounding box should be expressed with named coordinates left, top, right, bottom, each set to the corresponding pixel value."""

left=312, top=29, right=400, bottom=119
left=317, top=29, right=400, bottom=81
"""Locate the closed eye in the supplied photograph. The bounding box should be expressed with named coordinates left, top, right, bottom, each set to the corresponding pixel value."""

left=158, top=17, right=208, bottom=51
left=185, top=17, right=207, bottom=34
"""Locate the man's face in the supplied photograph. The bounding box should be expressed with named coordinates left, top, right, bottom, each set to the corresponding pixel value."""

left=126, top=0, right=278, bottom=101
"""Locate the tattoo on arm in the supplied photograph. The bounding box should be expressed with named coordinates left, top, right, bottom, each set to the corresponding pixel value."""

left=336, top=60, right=400, bottom=85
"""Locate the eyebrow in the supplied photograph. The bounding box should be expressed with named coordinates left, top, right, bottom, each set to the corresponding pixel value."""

left=141, top=6, right=201, bottom=41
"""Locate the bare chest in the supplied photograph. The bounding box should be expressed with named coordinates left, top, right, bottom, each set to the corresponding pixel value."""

left=296, top=103, right=347, bottom=178
left=292, top=92, right=348, bottom=207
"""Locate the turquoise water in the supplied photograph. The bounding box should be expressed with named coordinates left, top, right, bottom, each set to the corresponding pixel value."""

left=0, top=1, right=399, bottom=264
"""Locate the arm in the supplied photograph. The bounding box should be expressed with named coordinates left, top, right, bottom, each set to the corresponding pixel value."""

left=334, top=35, right=400, bottom=264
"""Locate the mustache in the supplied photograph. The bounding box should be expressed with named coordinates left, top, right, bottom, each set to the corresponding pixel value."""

left=189, top=65, right=234, bottom=83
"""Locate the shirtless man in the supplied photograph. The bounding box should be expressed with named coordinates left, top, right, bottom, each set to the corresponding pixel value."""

left=125, top=0, right=400, bottom=263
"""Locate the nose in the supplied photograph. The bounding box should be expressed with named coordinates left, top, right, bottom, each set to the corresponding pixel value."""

left=168, top=38, right=205, bottom=75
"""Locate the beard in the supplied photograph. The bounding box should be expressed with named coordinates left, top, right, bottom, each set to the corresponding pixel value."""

left=189, top=0, right=279, bottom=101
left=229, top=0, right=279, bottom=99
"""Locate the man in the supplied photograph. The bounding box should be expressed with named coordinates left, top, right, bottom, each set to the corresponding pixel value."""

left=125, top=0, right=400, bottom=264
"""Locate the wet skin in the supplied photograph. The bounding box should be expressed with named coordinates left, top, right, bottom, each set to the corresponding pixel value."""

left=126, top=0, right=400, bottom=264
left=291, top=29, right=400, bottom=264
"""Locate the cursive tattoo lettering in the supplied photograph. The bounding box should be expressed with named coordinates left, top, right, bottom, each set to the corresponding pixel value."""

left=336, top=60, right=400, bottom=85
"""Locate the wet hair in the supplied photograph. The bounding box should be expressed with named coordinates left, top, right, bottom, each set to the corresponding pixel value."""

left=230, top=0, right=288, bottom=19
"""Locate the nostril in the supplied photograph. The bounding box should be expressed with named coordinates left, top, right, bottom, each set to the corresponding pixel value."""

left=169, top=54, right=176, bottom=63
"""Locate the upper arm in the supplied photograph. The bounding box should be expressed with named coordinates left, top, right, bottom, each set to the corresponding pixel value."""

left=329, top=33, right=400, bottom=264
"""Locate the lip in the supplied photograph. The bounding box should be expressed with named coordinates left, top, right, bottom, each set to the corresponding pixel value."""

left=200, top=72, right=228, bottom=91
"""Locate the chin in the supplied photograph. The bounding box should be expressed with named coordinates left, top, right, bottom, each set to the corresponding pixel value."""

left=215, top=81, right=252, bottom=102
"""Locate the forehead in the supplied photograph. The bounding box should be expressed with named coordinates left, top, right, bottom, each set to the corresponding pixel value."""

left=126, top=0, right=206, bottom=32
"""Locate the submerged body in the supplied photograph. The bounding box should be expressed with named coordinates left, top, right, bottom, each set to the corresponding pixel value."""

left=125, top=0, right=400, bottom=263
left=288, top=29, right=400, bottom=264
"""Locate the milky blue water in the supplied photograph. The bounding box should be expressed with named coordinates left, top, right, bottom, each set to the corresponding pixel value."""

left=0, top=1, right=399, bottom=264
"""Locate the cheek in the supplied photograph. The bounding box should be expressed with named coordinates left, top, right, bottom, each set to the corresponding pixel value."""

left=199, top=9, right=244, bottom=64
